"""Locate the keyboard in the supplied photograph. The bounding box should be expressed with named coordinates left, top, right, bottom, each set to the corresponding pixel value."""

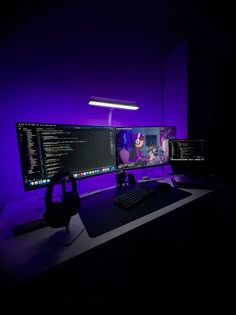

left=113, top=184, right=154, bottom=209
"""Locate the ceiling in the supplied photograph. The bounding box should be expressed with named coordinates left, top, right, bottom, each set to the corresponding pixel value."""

left=0, top=1, right=235, bottom=53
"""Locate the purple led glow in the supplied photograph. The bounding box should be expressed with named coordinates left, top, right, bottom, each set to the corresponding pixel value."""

left=0, top=5, right=188, bottom=216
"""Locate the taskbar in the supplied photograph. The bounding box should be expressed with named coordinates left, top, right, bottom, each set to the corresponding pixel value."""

left=25, top=165, right=116, bottom=188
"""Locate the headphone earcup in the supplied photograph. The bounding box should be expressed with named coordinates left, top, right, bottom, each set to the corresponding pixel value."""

left=62, top=192, right=80, bottom=216
left=44, top=202, right=71, bottom=228
left=44, top=171, right=80, bottom=228
left=135, top=133, right=140, bottom=145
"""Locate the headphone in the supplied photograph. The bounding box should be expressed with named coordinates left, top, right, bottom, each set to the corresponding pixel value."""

left=135, top=133, right=144, bottom=145
left=135, top=133, right=141, bottom=145
left=44, top=171, right=80, bottom=228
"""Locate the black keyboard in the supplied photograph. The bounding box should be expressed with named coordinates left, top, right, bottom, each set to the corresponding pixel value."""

left=113, top=184, right=154, bottom=209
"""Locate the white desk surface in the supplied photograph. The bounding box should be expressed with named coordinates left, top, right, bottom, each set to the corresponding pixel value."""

left=0, top=178, right=212, bottom=279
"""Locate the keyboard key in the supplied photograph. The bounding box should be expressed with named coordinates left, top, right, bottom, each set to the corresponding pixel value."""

left=113, top=184, right=154, bottom=209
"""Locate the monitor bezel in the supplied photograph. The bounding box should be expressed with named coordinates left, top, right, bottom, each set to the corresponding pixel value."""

left=16, top=121, right=117, bottom=191
left=115, top=125, right=177, bottom=171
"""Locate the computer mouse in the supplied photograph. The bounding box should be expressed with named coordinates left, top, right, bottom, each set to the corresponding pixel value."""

left=157, top=182, right=172, bottom=189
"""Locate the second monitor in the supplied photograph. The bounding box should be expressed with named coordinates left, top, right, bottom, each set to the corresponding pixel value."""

left=116, top=126, right=176, bottom=170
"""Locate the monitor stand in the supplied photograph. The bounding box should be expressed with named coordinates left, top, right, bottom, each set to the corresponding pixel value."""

left=51, top=220, right=84, bottom=246
left=137, top=166, right=165, bottom=183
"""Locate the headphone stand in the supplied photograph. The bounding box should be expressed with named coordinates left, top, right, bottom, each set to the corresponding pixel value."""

left=51, top=220, right=84, bottom=246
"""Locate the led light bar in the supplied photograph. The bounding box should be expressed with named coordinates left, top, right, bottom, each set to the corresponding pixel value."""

left=88, top=97, right=139, bottom=110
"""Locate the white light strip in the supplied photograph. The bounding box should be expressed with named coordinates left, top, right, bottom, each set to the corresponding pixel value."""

left=88, top=100, right=139, bottom=110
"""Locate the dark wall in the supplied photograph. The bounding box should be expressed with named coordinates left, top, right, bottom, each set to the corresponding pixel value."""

left=187, top=9, right=236, bottom=178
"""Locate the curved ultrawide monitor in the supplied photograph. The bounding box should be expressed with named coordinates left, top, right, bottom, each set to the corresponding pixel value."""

left=115, top=126, right=176, bottom=170
left=16, top=122, right=116, bottom=191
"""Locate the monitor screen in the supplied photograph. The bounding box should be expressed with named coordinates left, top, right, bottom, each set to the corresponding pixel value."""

left=115, top=126, right=176, bottom=170
left=16, top=122, right=116, bottom=191
left=169, top=139, right=205, bottom=162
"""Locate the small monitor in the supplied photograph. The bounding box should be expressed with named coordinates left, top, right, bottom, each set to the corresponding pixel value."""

left=169, top=139, right=205, bottom=162
left=168, top=139, right=206, bottom=175
left=16, top=122, right=117, bottom=191
left=115, top=126, right=176, bottom=170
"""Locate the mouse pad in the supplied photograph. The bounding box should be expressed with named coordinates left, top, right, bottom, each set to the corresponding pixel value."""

left=79, top=183, right=192, bottom=238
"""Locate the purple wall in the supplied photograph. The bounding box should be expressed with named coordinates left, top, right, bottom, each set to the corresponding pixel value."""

left=0, top=5, right=188, bottom=213
left=163, top=40, right=188, bottom=138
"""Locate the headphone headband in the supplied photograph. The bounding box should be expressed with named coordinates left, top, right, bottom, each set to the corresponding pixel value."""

left=44, top=171, right=80, bottom=228
left=46, top=171, right=77, bottom=203
left=135, top=132, right=144, bottom=145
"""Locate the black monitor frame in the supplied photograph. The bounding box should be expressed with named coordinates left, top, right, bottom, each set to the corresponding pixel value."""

left=168, top=138, right=206, bottom=162
left=16, top=122, right=117, bottom=191
left=115, top=126, right=176, bottom=171
left=168, top=138, right=207, bottom=176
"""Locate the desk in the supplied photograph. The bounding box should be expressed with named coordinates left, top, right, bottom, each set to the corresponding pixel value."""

left=0, top=178, right=212, bottom=281
left=2, top=180, right=235, bottom=305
